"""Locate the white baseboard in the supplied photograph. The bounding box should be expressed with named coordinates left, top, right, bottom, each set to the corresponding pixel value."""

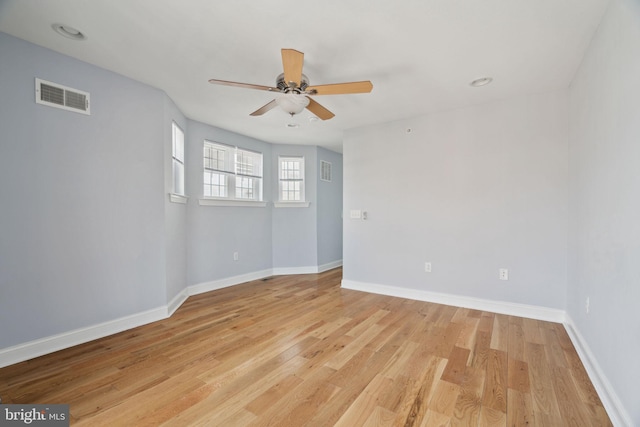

left=341, top=279, right=565, bottom=323
left=0, top=306, right=167, bottom=369
left=564, top=315, right=633, bottom=427
left=167, top=289, right=189, bottom=317
left=188, top=269, right=274, bottom=296
left=272, top=260, right=343, bottom=276
left=318, top=259, right=343, bottom=273
left=272, top=266, right=319, bottom=275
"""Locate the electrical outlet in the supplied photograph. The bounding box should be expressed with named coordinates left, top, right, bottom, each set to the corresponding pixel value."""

left=585, top=297, right=590, bottom=314
left=424, top=262, right=432, bottom=273
left=233, top=252, right=239, bottom=261
left=499, top=268, right=509, bottom=280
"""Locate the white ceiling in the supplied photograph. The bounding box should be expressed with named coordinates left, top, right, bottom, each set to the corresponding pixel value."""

left=0, top=0, right=610, bottom=152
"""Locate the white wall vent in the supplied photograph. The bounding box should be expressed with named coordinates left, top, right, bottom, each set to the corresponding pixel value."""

left=35, top=78, right=90, bottom=115
left=320, top=160, right=332, bottom=182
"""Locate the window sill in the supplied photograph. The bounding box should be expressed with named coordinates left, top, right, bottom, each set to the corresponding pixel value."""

left=274, top=201, right=310, bottom=208
left=199, top=198, right=267, bottom=207
left=169, top=193, right=188, bottom=204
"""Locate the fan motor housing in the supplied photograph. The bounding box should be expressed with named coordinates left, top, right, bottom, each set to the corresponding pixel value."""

left=276, top=73, right=309, bottom=93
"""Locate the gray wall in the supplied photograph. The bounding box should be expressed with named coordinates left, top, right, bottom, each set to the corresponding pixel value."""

left=163, top=98, right=188, bottom=303
left=269, top=145, right=344, bottom=270
left=343, top=91, right=569, bottom=308
left=568, top=0, right=640, bottom=422
left=271, top=145, right=318, bottom=270
left=0, top=33, right=167, bottom=348
left=186, top=119, right=274, bottom=285
left=317, top=147, right=343, bottom=266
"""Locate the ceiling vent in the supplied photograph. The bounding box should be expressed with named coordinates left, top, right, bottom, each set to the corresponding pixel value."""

left=35, top=78, right=90, bottom=115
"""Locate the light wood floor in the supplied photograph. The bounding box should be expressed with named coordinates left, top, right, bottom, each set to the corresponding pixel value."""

left=0, top=269, right=611, bottom=426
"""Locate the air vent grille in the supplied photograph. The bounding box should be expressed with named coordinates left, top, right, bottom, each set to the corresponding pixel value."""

left=35, top=78, right=90, bottom=115
left=320, top=160, right=332, bottom=182
left=40, top=83, right=64, bottom=105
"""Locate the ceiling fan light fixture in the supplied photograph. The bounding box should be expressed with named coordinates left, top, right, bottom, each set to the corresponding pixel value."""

left=276, top=93, right=310, bottom=116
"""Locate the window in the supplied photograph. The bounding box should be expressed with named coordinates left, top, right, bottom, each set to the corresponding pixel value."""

left=203, top=141, right=263, bottom=201
left=279, top=156, right=305, bottom=202
left=172, top=122, right=185, bottom=196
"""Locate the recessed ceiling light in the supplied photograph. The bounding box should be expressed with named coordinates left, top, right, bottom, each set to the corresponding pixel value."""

left=286, top=123, right=300, bottom=129
left=308, top=116, right=319, bottom=122
left=52, top=24, right=86, bottom=41
left=470, top=77, right=493, bottom=87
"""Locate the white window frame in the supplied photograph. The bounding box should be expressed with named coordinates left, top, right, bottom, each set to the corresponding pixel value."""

left=170, top=122, right=187, bottom=203
left=201, top=141, right=264, bottom=206
left=275, top=156, right=310, bottom=208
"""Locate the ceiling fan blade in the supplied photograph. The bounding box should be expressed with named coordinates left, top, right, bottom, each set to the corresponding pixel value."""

left=307, top=81, right=373, bottom=95
left=250, top=99, right=279, bottom=116
left=208, top=79, right=278, bottom=92
left=305, top=97, right=335, bottom=120
left=282, top=48, right=304, bottom=87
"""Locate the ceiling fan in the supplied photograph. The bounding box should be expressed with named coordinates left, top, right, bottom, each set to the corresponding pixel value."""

left=208, top=49, right=373, bottom=120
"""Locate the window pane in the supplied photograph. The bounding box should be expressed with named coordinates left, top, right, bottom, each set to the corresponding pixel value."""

left=172, top=123, right=185, bottom=195
left=236, top=149, right=263, bottom=177
left=236, top=176, right=254, bottom=199
left=280, top=159, right=302, bottom=180
left=281, top=180, right=302, bottom=201
left=204, top=142, right=234, bottom=173
left=173, top=123, right=184, bottom=162
left=204, top=171, right=226, bottom=198
left=173, top=161, right=184, bottom=195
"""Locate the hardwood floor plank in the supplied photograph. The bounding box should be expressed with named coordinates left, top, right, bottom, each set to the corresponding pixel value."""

left=244, top=374, right=303, bottom=415
left=490, top=313, right=509, bottom=352
left=450, top=366, right=485, bottom=426
left=325, top=323, right=386, bottom=370
left=482, top=349, right=507, bottom=413
left=525, top=342, right=563, bottom=424
left=304, top=348, right=396, bottom=427
left=249, top=366, right=340, bottom=427
left=469, top=330, right=491, bottom=370
left=508, top=358, right=531, bottom=393
left=441, top=346, right=471, bottom=385
left=363, top=405, right=396, bottom=427
left=541, top=327, right=569, bottom=368
left=454, top=316, right=479, bottom=351
left=508, top=318, right=526, bottom=362
left=550, top=365, right=599, bottom=427
left=334, top=373, right=392, bottom=427
left=0, top=268, right=611, bottom=426
left=506, top=389, right=535, bottom=427
left=390, top=356, right=447, bottom=426
left=428, top=380, right=461, bottom=418
left=478, top=406, right=506, bottom=426
left=421, top=409, right=452, bottom=427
